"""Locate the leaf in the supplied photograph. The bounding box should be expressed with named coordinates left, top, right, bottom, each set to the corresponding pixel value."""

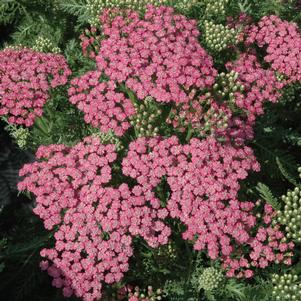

left=224, top=279, right=247, bottom=301
left=59, top=0, right=87, bottom=16
left=238, top=0, right=252, bottom=13
left=276, top=157, right=300, bottom=187
left=256, top=182, right=281, bottom=210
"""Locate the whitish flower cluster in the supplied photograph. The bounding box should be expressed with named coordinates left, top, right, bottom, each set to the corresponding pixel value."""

left=277, top=186, right=301, bottom=243
left=32, top=37, right=61, bottom=54
left=86, top=0, right=170, bottom=25
left=204, top=20, right=237, bottom=52
left=213, top=71, right=245, bottom=103
left=3, top=120, right=29, bottom=149
left=200, top=103, right=229, bottom=136
left=129, top=96, right=160, bottom=138
left=173, top=0, right=198, bottom=13
left=272, top=273, right=301, bottom=301
left=91, top=129, right=123, bottom=151
left=4, top=44, right=24, bottom=50
left=199, top=267, right=224, bottom=292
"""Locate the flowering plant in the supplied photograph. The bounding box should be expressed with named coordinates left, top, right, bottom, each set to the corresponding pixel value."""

left=0, top=1, right=301, bottom=301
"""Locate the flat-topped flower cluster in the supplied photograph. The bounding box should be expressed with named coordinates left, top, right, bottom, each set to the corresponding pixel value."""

left=8, top=4, right=301, bottom=301
left=0, top=48, right=71, bottom=126
left=18, top=135, right=293, bottom=300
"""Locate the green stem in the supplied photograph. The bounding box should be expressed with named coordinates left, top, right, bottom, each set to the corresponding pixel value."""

left=186, top=124, right=193, bottom=142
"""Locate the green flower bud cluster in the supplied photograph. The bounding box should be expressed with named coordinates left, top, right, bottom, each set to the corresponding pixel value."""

left=200, top=104, right=228, bottom=137
left=204, top=0, right=229, bottom=16
left=199, top=93, right=228, bottom=136
left=32, top=37, right=60, bottom=54
left=277, top=186, right=301, bottom=243
left=129, top=286, right=163, bottom=301
left=275, top=71, right=287, bottom=82
left=198, top=267, right=224, bottom=292
left=279, top=84, right=301, bottom=109
left=130, top=96, right=161, bottom=138
left=298, top=167, right=301, bottom=179
left=167, top=91, right=228, bottom=138
left=4, top=122, right=29, bottom=150
left=174, top=0, right=199, bottom=13
left=156, top=242, right=177, bottom=261
left=272, top=273, right=301, bottom=301
left=86, top=0, right=169, bottom=26
left=92, top=130, right=123, bottom=151
left=204, top=20, right=237, bottom=52
left=213, top=70, right=244, bottom=103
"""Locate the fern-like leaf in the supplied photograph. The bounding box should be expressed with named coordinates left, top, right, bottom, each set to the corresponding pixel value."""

left=276, top=157, right=300, bottom=188
left=224, top=279, right=247, bottom=301
left=256, top=182, right=281, bottom=210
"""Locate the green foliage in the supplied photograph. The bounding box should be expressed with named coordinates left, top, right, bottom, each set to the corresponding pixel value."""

left=0, top=137, right=31, bottom=207
left=28, top=93, right=88, bottom=149
left=276, top=157, right=300, bottom=188
left=0, top=0, right=25, bottom=25
left=0, top=0, right=301, bottom=300
left=59, top=0, right=90, bottom=28
left=243, top=277, right=273, bottom=301
left=256, top=182, right=281, bottom=210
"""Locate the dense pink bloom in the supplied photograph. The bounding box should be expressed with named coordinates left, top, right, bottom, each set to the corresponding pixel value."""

left=0, top=48, right=71, bottom=126
left=246, top=15, right=301, bottom=82
left=18, top=136, right=116, bottom=230
left=68, top=71, right=136, bottom=136
left=16, top=8, right=298, bottom=299
left=123, top=136, right=293, bottom=275
left=39, top=185, right=134, bottom=301
left=123, top=136, right=259, bottom=255
left=18, top=136, right=170, bottom=300
left=94, top=5, right=216, bottom=104
left=73, top=6, right=217, bottom=135
left=226, top=53, right=284, bottom=118
left=223, top=204, right=294, bottom=277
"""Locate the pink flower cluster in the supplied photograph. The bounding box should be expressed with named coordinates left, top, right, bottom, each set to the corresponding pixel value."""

left=18, top=136, right=170, bottom=300
left=38, top=185, right=133, bottom=301
left=18, top=134, right=294, bottom=297
left=68, top=71, right=136, bottom=136
left=15, top=9, right=299, bottom=299
left=223, top=204, right=294, bottom=278
left=0, top=48, right=71, bottom=126
left=95, top=5, right=216, bottom=103
left=123, top=136, right=293, bottom=277
left=226, top=53, right=284, bottom=119
left=18, top=136, right=117, bottom=230
left=71, top=5, right=217, bottom=136
left=246, top=15, right=301, bottom=83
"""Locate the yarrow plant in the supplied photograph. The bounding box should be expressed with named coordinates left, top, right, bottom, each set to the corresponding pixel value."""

left=0, top=2, right=298, bottom=301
